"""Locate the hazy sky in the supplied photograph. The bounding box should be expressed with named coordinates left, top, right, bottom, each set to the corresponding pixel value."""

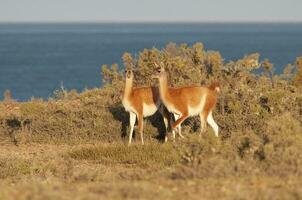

left=0, top=0, right=302, bottom=22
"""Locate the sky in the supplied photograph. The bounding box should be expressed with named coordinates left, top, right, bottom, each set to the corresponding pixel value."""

left=0, top=0, right=302, bottom=23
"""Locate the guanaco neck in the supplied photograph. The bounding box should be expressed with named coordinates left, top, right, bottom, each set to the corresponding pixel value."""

left=158, top=74, right=171, bottom=103
left=123, top=77, right=133, bottom=100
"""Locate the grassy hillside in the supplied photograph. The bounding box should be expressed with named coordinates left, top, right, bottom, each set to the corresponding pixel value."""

left=0, top=43, right=302, bottom=199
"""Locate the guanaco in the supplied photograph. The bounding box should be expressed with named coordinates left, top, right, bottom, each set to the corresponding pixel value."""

left=122, top=69, right=173, bottom=145
left=153, top=63, right=220, bottom=136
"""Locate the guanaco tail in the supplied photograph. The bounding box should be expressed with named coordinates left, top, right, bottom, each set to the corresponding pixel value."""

left=153, top=63, right=220, bottom=137
left=122, top=68, right=176, bottom=145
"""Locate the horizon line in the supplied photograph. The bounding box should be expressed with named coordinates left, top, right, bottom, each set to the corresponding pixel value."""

left=1, top=20, right=302, bottom=24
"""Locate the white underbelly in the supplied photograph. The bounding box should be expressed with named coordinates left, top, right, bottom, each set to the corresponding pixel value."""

left=122, top=99, right=137, bottom=114
left=143, top=103, right=158, bottom=117
left=165, top=103, right=181, bottom=115
left=188, top=95, right=206, bottom=116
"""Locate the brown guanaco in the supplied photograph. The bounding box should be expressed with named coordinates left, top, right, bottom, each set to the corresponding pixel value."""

left=122, top=69, right=173, bottom=145
left=153, top=63, right=220, bottom=136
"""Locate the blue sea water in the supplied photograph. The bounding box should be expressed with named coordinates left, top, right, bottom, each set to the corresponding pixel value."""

left=0, top=23, right=301, bottom=101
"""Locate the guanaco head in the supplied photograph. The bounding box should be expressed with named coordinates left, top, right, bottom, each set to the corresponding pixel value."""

left=153, top=62, right=166, bottom=79
left=124, top=69, right=134, bottom=80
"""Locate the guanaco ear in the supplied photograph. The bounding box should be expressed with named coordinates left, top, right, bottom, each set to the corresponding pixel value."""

left=160, top=62, right=165, bottom=71
left=129, top=62, right=134, bottom=70
left=129, top=63, right=139, bottom=73
left=154, top=62, right=159, bottom=68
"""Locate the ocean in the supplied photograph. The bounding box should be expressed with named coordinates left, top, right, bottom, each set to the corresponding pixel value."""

left=0, top=23, right=301, bottom=101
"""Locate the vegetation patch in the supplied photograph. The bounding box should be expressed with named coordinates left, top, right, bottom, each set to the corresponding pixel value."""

left=69, top=142, right=180, bottom=167
left=0, top=157, right=31, bottom=179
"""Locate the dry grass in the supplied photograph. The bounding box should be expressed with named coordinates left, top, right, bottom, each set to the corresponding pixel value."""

left=69, top=142, right=180, bottom=167
left=0, top=140, right=302, bottom=200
